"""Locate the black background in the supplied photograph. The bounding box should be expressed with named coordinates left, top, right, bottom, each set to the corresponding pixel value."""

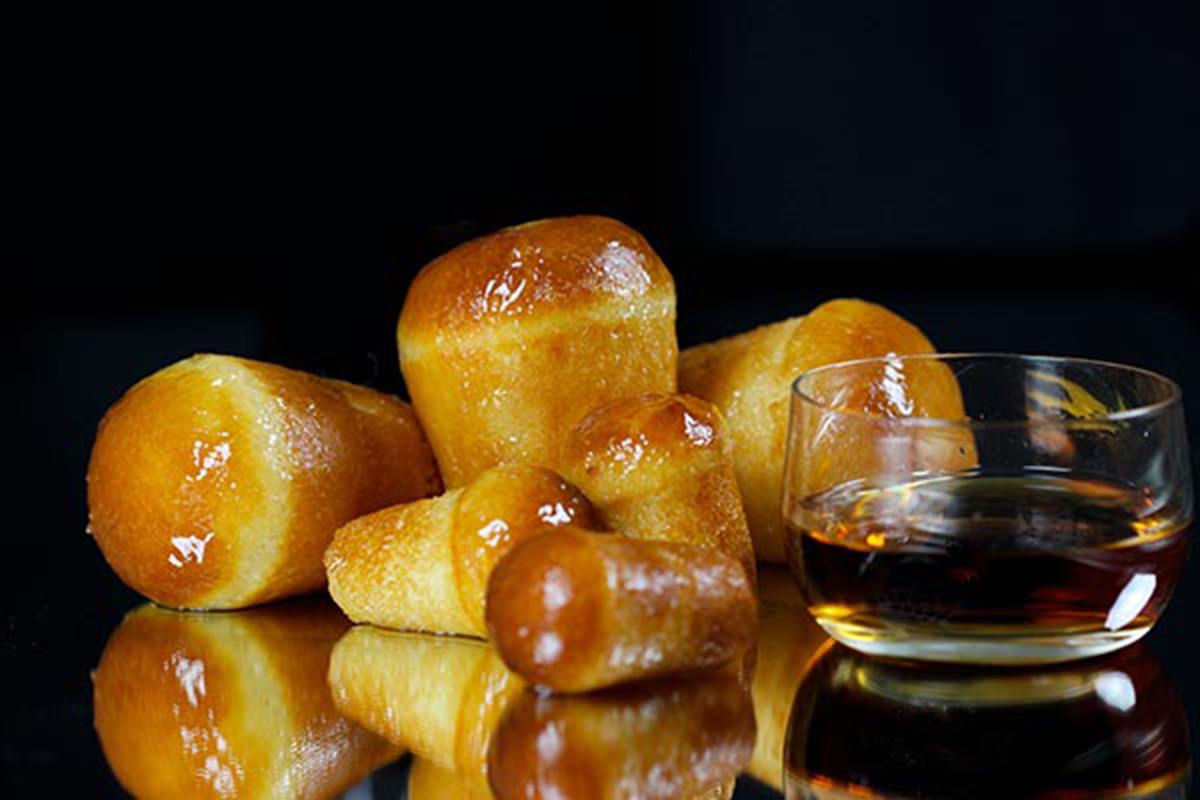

left=4, top=2, right=1198, bottom=795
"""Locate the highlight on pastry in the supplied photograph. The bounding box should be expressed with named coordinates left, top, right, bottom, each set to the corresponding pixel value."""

left=324, top=464, right=602, bottom=637
left=92, top=599, right=401, bottom=799
left=397, top=215, right=678, bottom=488
left=87, top=353, right=442, bottom=610
left=680, top=297, right=965, bottom=562
left=486, top=527, right=757, bottom=693
left=561, top=392, right=756, bottom=587
left=327, top=625, right=524, bottom=795
left=487, top=672, right=754, bottom=800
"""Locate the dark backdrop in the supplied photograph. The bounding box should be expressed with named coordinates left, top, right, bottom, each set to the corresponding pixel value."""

left=4, top=2, right=1198, bottom=794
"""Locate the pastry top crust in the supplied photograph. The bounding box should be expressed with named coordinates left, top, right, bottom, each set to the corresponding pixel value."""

left=564, top=393, right=730, bottom=498
left=397, top=216, right=674, bottom=341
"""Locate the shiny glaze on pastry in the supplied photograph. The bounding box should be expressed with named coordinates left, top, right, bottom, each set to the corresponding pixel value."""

left=562, top=392, right=756, bottom=587
left=325, top=464, right=600, bottom=636
left=397, top=216, right=678, bottom=488
left=486, top=527, right=756, bottom=692
left=87, top=354, right=441, bottom=609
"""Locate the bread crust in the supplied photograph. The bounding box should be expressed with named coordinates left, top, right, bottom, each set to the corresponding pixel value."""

left=397, top=216, right=678, bottom=488
left=86, top=354, right=441, bottom=609
left=324, top=464, right=600, bottom=636
left=562, top=393, right=756, bottom=587
left=680, top=298, right=952, bottom=561
left=486, top=528, right=756, bottom=692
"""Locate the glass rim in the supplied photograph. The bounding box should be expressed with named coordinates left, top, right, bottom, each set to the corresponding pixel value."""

left=791, top=352, right=1183, bottom=429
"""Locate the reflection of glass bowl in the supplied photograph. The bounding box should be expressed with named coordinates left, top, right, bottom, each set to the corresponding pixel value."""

left=785, top=644, right=1191, bottom=798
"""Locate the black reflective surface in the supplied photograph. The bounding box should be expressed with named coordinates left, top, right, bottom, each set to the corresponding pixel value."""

left=4, top=561, right=1195, bottom=797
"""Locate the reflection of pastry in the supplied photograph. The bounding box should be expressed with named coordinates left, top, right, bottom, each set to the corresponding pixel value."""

left=325, top=465, right=600, bottom=636
left=92, top=600, right=400, bottom=799
left=562, top=393, right=755, bottom=587
left=87, top=354, right=441, bottom=609
left=487, top=527, right=756, bottom=692
left=680, top=299, right=955, bottom=562
left=747, top=566, right=831, bottom=789
left=488, top=672, right=754, bottom=800
left=397, top=216, right=678, bottom=488
left=328, top=626, right=523, bottom=794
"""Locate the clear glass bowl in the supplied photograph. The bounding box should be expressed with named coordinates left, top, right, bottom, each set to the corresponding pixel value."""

left=783, top=354, right=1192, bottom=664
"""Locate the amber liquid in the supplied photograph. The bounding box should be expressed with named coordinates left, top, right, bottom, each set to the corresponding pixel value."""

left=786, top=475, right=1190, bottom=663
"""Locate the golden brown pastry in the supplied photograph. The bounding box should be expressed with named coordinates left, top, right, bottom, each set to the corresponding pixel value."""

left=680, top=298, right=967, bottom=562
left=560, top=393, right=756, bottom=587
left=325, top=464, right=600, bottom=636
left=397, top=215, right=678, bottom=488
left=486, top=527, right=757, bottom=693
left=328, top=626, right=524, bottom=795
left=488, top=673, right=754, bottom=800
left=747, top=566, right=832, bottom=789
left=92, top=600, right=400, bottom=799
left=87, top=353, right=441, bottom=609
left=409, top=758, right=495, bottom=800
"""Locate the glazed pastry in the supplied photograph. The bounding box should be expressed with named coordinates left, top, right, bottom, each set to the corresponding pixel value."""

left=486, top=527, right=757, bottom=693
left=680, top=298, right=967, bottom=562
left=93, top=600, right=400, bottom=799
left=488, top=673, right=754, bottom=800
left=408, top=758, right=494, bottom=800
left=328, top=625, right=523, bottom=794
left=561, top=392, right=755, bottom=587
left=397, top=215, right=678, bottom=488
left=87, top=354, right=441, bottom=610
left=325, top=464, right=600, bottom=636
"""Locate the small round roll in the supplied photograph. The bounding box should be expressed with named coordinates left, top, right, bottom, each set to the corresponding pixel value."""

left=325, top=464, right=601, bottom=636
left=87, top=354, right=442, bottom=610
left=488, top=673, right=754, bottom=800
left=679, top=298, right=965, bottom=562
left=93, top=601, right=401, bottom=799
left=397, top=215, right=678, bottom=488
left=561, top=393, right=756, bottom=588
left=486, top=527, right=757, bottom=693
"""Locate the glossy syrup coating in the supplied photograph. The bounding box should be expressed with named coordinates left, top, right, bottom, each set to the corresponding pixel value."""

left=679, top=298, right=964, bottom=562
left=92, top=601, right=401, bottom=799
left=487, top=672, right=755, bottom=800
left=486, top=527, right=757, bottom=693
left=408, top=758, right=494, bottom=800
left=86, top=354, right=442, bottom=610
left=396, top=215, right=678, bottom=488
left=327, top=626, right=524, bottom=796
left=324, top=464, right=601, bottom=636
left=562, top=393, right=756, bottom=588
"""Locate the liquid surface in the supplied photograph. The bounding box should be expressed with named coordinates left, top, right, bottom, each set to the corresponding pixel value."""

left=787, top=475, right=1191, bottom=663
